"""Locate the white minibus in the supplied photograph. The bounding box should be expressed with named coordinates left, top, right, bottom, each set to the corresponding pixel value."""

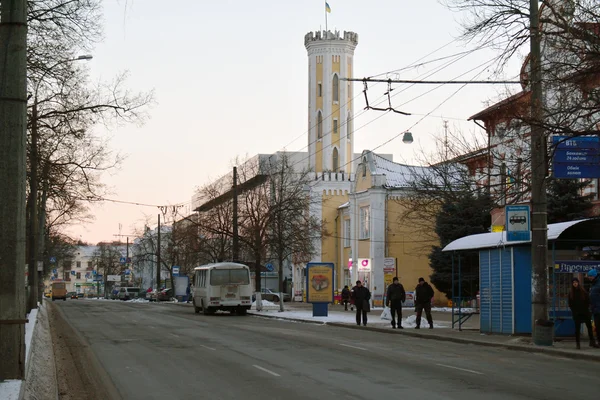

left=192, top=262, right=252, bottom=315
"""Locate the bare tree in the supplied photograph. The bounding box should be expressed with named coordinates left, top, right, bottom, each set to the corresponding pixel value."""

left=92, top=242, right=125, bottom=298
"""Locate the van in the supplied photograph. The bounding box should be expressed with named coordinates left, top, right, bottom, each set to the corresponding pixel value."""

left=118, top=287, right=141, bottom=301
left=193, top=262, right=252, bottom=315
left=51, top=281, right=67, bottom=301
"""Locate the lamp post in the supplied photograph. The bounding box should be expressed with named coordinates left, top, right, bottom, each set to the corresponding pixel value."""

left=28, top=54, right=93, bottom=311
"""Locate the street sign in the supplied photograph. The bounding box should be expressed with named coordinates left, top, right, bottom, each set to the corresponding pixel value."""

left=172, top=266, right=180, bottom=275
left=552, top=136, right=600, bottom=179
left=265, top=263, right=274, bottom=272
left=93, top=274, right=103, bottom=282
left=124, top=269, right=131, bottom=275
left=126, top=257, right=132, bottom=263
left=119, top=257, right=126, bottom=264
left=505, top=205, right=531, bottom=242
left=50, top=257, right=56, bottom=264
left=52, top=268, right=57, bottom=274
left=71, top=270, right=76, bottom=275
left=92, top=270, right=97, bottom=275
left=107, top=275, right=121, bottom=282
left=554, top=261, right=600, bottom=273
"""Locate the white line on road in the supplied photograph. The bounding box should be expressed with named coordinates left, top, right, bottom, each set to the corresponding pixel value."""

left=339, top=343, right=368, bottom=351
left=252, top=365, right=281, bottom=377
left=169, top=333, right=179, bottom=338
left=200, top=345, right=216, bottom=351
left=436, top=363, right=484, bottom=375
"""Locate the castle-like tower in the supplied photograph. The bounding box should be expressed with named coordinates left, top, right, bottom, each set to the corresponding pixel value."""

left=305, top=30, right=358, bottom=174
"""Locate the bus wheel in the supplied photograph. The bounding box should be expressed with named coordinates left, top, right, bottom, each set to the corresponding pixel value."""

left=202, top=301, right=210, bottom=315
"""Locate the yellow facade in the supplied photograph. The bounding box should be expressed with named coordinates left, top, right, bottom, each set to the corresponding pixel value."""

left=321, top=192, right=349, bottom=289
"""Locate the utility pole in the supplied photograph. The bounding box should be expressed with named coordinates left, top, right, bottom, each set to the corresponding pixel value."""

left=529, top=0, right=549, bottom=336
left=0, top=0, right=28, bottom=380
left=157, top=214, right=161, bottom=291
left=232, top=166, right=239, bottom=262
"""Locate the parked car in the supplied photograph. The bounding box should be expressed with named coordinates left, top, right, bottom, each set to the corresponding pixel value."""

left=77, top=293, right=84, bottom=298
left=252, top=288, right=291, bottom=303
left=157, top=288, right=173, bottom=302
left=118, top=287, right=142, bottom=301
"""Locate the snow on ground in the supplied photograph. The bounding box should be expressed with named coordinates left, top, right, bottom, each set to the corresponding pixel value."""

left=251, top=309, right=447, bottom=328
left=432, top=307, right=476, bottom=313
left=0, top=306, right=39, bottom=400
left=251, top=300, right=280, bottom=310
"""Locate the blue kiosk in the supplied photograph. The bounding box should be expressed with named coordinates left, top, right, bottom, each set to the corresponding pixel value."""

left=443, top=218, right=600, bottom=337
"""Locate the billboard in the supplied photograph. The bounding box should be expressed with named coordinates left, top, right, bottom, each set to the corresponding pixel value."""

left=306, top=262, right=334, bottom=303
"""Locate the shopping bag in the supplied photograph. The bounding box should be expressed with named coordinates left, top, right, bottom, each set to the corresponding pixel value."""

left=380, top=306, right=392, bottom=321
left=363, top=299, right=371, bottom=313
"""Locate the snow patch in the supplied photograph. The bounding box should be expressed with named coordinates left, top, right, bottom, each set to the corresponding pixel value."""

left=432, top=307, right=476, bottom=313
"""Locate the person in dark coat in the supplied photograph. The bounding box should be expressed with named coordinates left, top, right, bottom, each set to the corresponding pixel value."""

left=568, top=277, right=598, bottom=349
left=587, top=269, right=600, bottom=347
left=414, top=277, right=434, bottom=329
left=341, top=285, right=351, bottom=311
left=386, top=277, right=406, bottom=329
left=351, top=280, right=371, bottom=326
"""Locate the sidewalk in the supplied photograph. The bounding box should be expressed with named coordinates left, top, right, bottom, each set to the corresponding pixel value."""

left=249, top=302, right=600, bottom=362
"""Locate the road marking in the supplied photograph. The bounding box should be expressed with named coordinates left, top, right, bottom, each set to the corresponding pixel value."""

left=340, top=343, right=367, bottom=351
left=436, top=363, right=484, bottom=375
left=252, top=365, right=281, bottom=377
left=169, top=333, right=179, bottom=338
left=200, top=345, right=216, bottom=351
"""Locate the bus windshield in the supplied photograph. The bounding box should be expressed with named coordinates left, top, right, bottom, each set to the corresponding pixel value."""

left=210, top=269, right=250, bottom=286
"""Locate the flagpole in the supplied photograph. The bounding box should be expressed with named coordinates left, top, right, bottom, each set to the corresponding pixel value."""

left=325, top=1, right=328, bottom=35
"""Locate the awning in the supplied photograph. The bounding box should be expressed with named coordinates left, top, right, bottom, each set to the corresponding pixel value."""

left=442, top=219, right=595, bottom=252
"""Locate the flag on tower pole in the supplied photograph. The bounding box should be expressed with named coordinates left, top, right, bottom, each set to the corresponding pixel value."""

left=325, top=2, right=331, bottom=34
left=326, top=2, right=331, bottom=13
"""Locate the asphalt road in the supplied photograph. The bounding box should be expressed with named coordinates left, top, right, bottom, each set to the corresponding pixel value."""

left=54, top=299, right=597, bottom=400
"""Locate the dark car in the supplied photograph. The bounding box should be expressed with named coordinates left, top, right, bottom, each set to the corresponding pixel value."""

left=157, top=288, right=173, bottom=302
left=67, top=291, right=78, bottom=299
left=77, top=293, right=84, bottom=298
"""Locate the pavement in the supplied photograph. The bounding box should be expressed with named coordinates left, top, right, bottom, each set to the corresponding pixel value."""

left=47, top=299, right=599, bottom=399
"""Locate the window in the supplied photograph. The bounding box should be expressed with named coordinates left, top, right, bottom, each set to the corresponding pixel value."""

left=344, top=269, right=352, bottom=288
left=332, top=148, right=339, bottom=171
left=318, top=83, right=322, bottom=97
left=332, top=74, right=339, bottom=102
left=359, top=206, right=370, bottom=239
left=317, top=111, right=323, bottom=139
left=210, top=269, right=250, bottom=285
left=333, top=119, right=338, bottom=134
left=344, top=219, right=351, bottom=247
left=347, top=114, right=352, bottom=140
left=76, top=272, right=81, bottom=279
left=76, top=261, right=81, bottom=269
left=87, top=261, right=93, bottom=269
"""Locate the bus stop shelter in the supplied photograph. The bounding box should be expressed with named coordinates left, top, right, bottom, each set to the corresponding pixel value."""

left=443, top=218, right=600, bottom=335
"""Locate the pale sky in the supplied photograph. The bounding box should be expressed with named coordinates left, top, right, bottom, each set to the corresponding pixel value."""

left=67, top=0, right=525, bottom=244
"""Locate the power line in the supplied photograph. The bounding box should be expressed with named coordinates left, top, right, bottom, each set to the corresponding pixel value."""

left=345, top=77, right=521, bottom=85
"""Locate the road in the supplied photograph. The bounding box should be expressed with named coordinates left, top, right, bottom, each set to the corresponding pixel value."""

left=51, top=299, right=597, bottom=400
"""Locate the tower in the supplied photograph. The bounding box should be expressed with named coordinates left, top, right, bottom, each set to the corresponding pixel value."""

left=305, top=30, right=358, bottom=174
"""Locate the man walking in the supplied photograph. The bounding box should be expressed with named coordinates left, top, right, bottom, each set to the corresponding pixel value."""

left=386, top=277, right=406, bottom=329
left=351, top=280, right=371, bottom=326
left=415, top=277, right=434, bottom=329
left=588, top=269, right=600, bottom=347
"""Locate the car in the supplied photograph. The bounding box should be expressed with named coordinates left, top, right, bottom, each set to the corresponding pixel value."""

left=67, top=292, right=78, bottom=299
left=77, top=293, right=84, bottom=298
left=157, top=288, right=173, bottom=302
left=118, top=287, right=142, bottom=301
left=253, top=288, right=291, bottom=303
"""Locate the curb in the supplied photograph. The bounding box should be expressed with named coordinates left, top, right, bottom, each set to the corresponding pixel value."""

left=249, top=312, right=600, bottom=363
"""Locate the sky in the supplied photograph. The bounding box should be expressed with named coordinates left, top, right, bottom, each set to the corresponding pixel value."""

left=66, top=0, right=526, bottom=244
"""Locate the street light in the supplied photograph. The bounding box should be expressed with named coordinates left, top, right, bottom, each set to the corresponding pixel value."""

left=27, top=54, right=93, bottom=310
left=402, top=131, right=414, bottom=144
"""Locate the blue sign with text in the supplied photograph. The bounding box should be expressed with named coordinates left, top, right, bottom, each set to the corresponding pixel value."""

left=554, top=261, right=600, bottom=273
left=553, top=136, right=600, bottom=179
left=505, top=205, right=531, bottom=242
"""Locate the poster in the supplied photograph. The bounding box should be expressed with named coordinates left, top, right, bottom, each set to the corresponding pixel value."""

left=306, top=263, right=334, bottom=303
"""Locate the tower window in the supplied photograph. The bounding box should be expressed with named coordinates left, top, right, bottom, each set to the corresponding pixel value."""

left=332, top=148, right=339, bottom=172
left=333, top=74, right=339, bottom=102
left=317, top=111, right=323, bottom=139
left=318, top=83, right=322, bottom=97
left=333, top=119, right=338, bottom=134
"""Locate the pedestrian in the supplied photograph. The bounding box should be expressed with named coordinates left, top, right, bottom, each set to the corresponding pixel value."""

left=414, top=277, right=434, bottom=329
left=568, top=277, right=598, bottom=349
left=351, top=280, right=371, bottom=326
left=341, top=285, right=351, bottom=311
left=386, top=277, right=406, bottom=329
left=587, top=269, right=600, bottom=348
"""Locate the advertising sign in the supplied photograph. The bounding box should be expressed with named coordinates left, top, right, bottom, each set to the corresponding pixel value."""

left=306, top=262, right=334, bottom=303
left=107, top=275, right=121, bottom=282
left=505, top=205, right=531, bottom=242
left=554, top=261, right=600, bottom=273
left=404, top=291, right=415, bottom=308
left=357, top=258, right=371, bottom=271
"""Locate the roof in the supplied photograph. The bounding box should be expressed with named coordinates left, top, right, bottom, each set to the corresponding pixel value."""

left=338, top=201, right=350, bottom=209
left=469, top=91, right=530, bottom=121
left=369, top=152, right=432, bottom=188
left=442, top=219, right=594, bottom=252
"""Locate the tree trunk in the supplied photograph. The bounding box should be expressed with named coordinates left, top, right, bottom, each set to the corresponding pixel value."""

left=0, top=0, right=28, bottom=380
left=278, top=254, right=285, bottom=312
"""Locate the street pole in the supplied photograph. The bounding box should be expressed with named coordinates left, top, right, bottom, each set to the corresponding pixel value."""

left=529, top=0, right=549, bottom=336
left=157, top=214, right=161, bottom=291
left=232, top=166, right=239, bottom=262
left=0, top=0, right=28, bottom=380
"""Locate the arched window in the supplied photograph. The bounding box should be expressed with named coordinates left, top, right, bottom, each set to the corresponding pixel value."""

left=332, top=74, right=339, bottom=102
left=317, top=111, right=323, bottom=139
left=332, top=148, right=339, bottom=172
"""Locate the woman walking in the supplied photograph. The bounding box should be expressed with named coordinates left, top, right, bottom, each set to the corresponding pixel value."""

left=568, top=277, right=599, bottom=349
